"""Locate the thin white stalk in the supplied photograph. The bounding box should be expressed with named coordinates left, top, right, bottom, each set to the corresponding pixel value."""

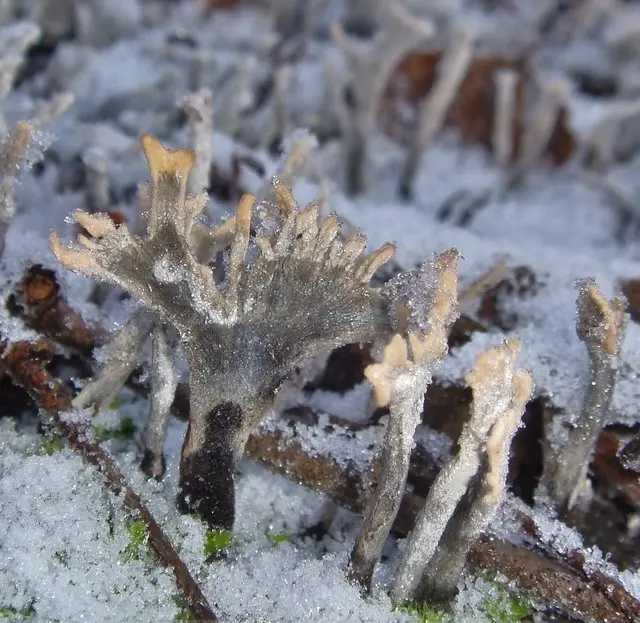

left=492, top=68, right=519, bottom=168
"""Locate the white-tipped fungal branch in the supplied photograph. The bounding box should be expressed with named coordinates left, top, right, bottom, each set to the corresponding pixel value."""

left=52, top=134, right=432, bottom=529
left=183, top=88, right=214, bottom=197
left=332, top=4, right=435, bottom=194
left=546, top=280, right=627, bottom=512
left=492, top=68, right=519, bottom=168
left=399, top=25, right=473, bottom=199
left=259, top=128, right=318, bottom=204
left=261, top=64, right=293, bottom=151
left=216, top=55, right=257, bottom=137
left=509, top=78, right=568, bottom=185
left=0, top=90, right=73, bottom=256
left=391, top=338, right=531, bottom=604
left=141, top=323, right=178, bottom=479
left=416, top=366, right=533, bottom=603
left=349, top=250, right=459, bottom=590
left=72, top=309, right=153, bottom=412
left=583, top=101, right=640, bottom=171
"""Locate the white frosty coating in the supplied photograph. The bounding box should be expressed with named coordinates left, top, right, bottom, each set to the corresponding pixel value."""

left=260, top=411, right=383, bottom=473
left=152, top=254, right=184, bottom=284
left=498, top=495, right=640, bottom=602
left=304, top=380, right=373, bottom=424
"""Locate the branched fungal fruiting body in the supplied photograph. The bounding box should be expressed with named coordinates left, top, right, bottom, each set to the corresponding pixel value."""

left=332, top=5, right=434, bottom=195
left=391, top=339, right=532, bottom=604
left=348, top=250, right=459, bottom=591
left=544, top=280, right=627, bottom=512
left=51, top=134, right=404, bottom=529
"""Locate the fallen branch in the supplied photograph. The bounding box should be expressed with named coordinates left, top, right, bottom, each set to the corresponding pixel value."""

left=1, top=339, right=216, bottom=623
left=7, top=264, right=109, bottom=354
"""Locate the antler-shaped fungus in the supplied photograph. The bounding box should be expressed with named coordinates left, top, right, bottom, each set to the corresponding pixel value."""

left=543, top=280, right=627, bottom=512
left=392, top=339, right=532, bottom=604
left=51, top=134, right=399, bottom=529
left=348, top=250, right=459, bottom=590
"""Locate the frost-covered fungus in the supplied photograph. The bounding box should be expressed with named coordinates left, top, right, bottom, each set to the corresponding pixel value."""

left=543, top=280, right=627, bottom=513
left=0, top=20, right=73, bottom=257
left=332, top=4, right=435, bottom=195
left=392, top=339, right=533, bottom=605
left=349, top=250, right=459, bottom=591
left=50, top=134, right=401, bottom=529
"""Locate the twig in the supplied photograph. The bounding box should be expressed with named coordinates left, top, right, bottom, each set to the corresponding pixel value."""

left=7, top=264, right=109, bottom=354
left=2, top=339, right=216, bottom=623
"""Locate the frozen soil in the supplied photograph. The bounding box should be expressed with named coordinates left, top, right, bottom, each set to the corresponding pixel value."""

left=1, top=0, right=640, bottom=621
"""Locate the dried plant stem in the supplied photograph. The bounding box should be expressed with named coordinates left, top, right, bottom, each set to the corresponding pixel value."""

left=546, top=280, right=627, bottom=512
left=2, top=339, right=216, bottom=623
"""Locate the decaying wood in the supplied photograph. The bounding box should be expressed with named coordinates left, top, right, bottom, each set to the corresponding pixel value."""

left=8, top=264, right=109, bottom=354
left=1, top=339, right=216, bottom=623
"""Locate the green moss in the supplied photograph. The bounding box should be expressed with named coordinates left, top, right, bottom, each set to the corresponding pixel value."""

left=265, top=528, right=291, bottom=547
left=108, top=395, right=124, bottom=410
left=204, top=529, right=232, bottom=557
left=113, top=417, right=136, bottom=440
left=172, top=595, right=193, bottom=622
left=0, top=603, right=35, bottom=619
left=394, top=602, right=450, bottom=623
left=122, top=518, right=149, bottom=561
left=95, top=417, right=136, bottom=442
left=174, top=607, right=194, bottom=622
left=41, top=436, right=62, bottom=455
left=482, top=585, right=534, bottom=623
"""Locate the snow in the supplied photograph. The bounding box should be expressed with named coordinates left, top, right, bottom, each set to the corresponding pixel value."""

left=1, top=0, right=640, bottom=620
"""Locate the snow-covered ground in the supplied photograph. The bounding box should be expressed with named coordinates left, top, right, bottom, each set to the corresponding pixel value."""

left=2, top=1, right=640, bottom=621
